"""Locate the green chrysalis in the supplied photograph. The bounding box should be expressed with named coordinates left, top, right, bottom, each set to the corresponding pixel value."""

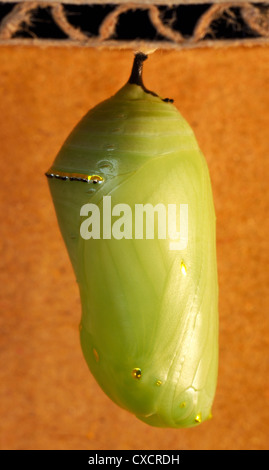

left=46, top=53, right=218, bottom=428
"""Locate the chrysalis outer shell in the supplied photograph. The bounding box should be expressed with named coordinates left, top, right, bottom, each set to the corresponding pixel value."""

left=46, top=56, right=218, bottom=428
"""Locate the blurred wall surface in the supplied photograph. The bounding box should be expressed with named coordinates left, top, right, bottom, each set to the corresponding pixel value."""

left=0, top=45, right=268, bottom=450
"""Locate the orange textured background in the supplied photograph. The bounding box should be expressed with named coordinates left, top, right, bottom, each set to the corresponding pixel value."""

left=0, top=45, right=268, bottom=450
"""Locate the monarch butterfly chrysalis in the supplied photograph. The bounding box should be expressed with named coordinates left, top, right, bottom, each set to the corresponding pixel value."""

left=46, top=53, right=218, bottom=428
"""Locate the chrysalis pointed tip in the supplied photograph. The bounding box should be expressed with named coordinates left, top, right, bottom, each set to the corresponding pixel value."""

left=128, top=52, right=148, bottom=87
left=127, top=52, right=173, bottom=103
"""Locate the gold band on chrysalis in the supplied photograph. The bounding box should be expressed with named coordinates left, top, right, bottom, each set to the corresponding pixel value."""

left=45, top=169, right=104, bottom=184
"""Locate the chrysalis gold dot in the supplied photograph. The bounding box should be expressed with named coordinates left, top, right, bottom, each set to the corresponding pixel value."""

left=195, top=413, right=202, bottom=423
left=93, top=348, right=99, bottom=362
left=180, top=261, right=187, bottom=276
left=132, top=368, right=142, bottom=379
left=88, top=175, right=104, bottom=184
